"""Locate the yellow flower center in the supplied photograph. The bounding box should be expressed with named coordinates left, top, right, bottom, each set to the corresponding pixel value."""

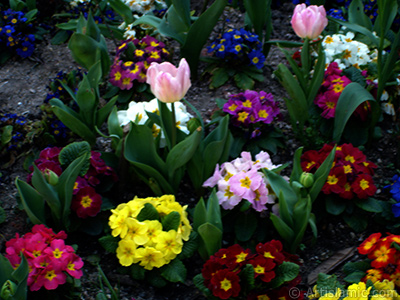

left=360, top=179, right=369, bottom=190
left=327, top=175, right=339, bottom=185
left=81, top=196, right=93, bottom=208
left=240, top=177, right=252, bottom=189
left=220, top=278, right=232, bottom=291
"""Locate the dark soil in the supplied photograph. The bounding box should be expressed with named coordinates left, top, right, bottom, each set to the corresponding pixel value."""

left=1, top=2, right=400, bottom=300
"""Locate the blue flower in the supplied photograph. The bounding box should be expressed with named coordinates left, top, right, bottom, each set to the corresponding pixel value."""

left=385, top=175, right=400, bottom=202
left=16, top=41, right=35, bottom=58
left=248, top=50, right=265, bottom=69
left=392, top=202, right=400, bottom=218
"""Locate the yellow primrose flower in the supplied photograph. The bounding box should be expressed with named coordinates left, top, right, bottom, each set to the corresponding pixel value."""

left=155, top=230, right=183, bottom=262
left=116, top=239, right=137, bottom=267
left=373, top=280, right=400, bottom=300
left=109, top=205, right=131, bottom=238
left=134, top=247, right=166, bottom=270
left=125, top=218, right=149, bottom=245
left=343, top=282, right=371, bottom=300
left=143, top=220, right=163, bottom=245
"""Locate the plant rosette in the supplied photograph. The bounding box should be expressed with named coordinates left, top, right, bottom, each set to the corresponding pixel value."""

left=301, top=143, right=382, bottom=231
left=341, top=233, right=400, bottom=293
left=310, top=273, right=400, bottom=300
left=108, top=35, right=170, bottom=103
left=27, top=144, right=118, bottom=220
left=212, top=89, right=284, bottom=157
left=104, top=195, right=196, bottom=286
left=194, top=240, right=304, bottom=300
left=204, top=28, right=266, bottom=90
left=4, top=224, right=83, bottom=293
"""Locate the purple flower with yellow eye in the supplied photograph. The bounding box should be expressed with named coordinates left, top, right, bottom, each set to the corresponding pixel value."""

left=223, top=99, right=243, bottom=116
left=254, top=105, right=274, bottom=124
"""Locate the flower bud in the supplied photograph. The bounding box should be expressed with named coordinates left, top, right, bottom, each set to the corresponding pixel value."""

left=1, top=280, right=17, bottom=299
left=291, top=4, right=328, bottom=40
left=187, top=117, right=202, bottom=134
left=300, top=172, right=314, bottom=188
left=45, top=169, right=59, bottom=186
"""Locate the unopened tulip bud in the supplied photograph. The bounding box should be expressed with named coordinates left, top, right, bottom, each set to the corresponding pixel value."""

left=291, top=4, right=328, bottom=40
left=300, top=172, right=314, bottom=188
left=187, top=118, right=202, bottom=133
left=45, top=170, right=59, bottom=186
left=0, top=280, right=17, bottom=299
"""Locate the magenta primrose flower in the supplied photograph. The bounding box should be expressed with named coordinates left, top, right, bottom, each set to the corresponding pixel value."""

left=291, top=3, right=328, bottom=40
left=146, top=58, right=191, bottom=103
left=5, top=224, right=83, bottom=292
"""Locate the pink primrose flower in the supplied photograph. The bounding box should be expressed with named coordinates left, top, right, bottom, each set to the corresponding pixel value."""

left=216, top=180, right=243, bottom=210
left=65, top=253, right=84, bottom=279
left=229, top=170, right=263, bottom=201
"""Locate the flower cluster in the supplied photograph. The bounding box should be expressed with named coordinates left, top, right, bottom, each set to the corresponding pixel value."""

left=385, top=175, right=400, bottom=217
left=223, top=90, right=280, bottom=132
left=311, top=280, right=400, bottom=300
left=207, top=28, right=265, bottom=69
left=314, top=62, right=370, bottom=120
left=122, top=0, right=167, bottom=15
left=301, top=143, right=377, bottom=199
left=357, top=233, right=400, bottom=288
left=0, top=8, right=36, bottom=58
left=109, top=195, right=192, bottom=270
left=203, top=151, right=280, bottom=212
left=321, top=32, right=377, bottom=69
left=5, top=224, right=83, bottom=291
left=109, top=36, right=170, bottom=90
left=28, top=146, right=117, bottom=218
left=117, top=98, right=193, bottom=144
left=200, top=241, right=303, bottom=300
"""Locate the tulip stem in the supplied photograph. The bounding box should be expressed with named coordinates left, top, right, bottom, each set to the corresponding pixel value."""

left=171, top=102, right=177, bottom=149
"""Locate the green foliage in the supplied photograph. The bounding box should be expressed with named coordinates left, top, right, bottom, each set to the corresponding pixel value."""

left=50, top=62, right=117, bottom=145
left=264, top=146, right=336, bottom=253
left=98, top=235, right=119, bottom=253
left=193, top=190, right=223, bottom=260
left=187, top=115, right=233, bottom=194
left=315, top=273, right=345, bottom=297
left=0, top=253, right=28, bottom=300
left=15, top=143, right=91, bottom=231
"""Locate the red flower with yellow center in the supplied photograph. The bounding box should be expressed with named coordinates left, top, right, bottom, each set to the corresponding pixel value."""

left=322, top=168, right=346, bottom=195
left=358, top=233, right=382, bottom=255
left=249, top=256, right=276, bottom=283
left=363, top=268, right=383, bottom=283
left=351, top=174, right=377, bottom=199
left=368, top=242, right=396, bottom=268
left=71, top=186, right=102, bottom=219
left=210, top=269, right=240, bottom=299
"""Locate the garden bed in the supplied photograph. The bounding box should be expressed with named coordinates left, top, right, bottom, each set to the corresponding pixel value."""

left=1, top=1, right=400, bottom=299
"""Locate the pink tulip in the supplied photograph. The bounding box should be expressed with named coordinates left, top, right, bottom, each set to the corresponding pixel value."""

left=291, top=3, right=328, bottom=40
left=146, top=58, right=191, bottom=103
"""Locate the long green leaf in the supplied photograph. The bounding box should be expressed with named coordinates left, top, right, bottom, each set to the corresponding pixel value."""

left=68, top=33, right=100, bottom=70
left=97, top=95, right=118, bottom=128
left=348, top=0, right=372, bottom=30
left=243, top=0, right=271, bottom=39
left=291, top=196, right=311, bottom=253
left=198, top=223, right=223, bottom=259
left=290, top=147, right=304, bottom=183
left=309, top=146, right=336, bottom=202
left=108, top=0, right=134, bottom=25
left=131, top=162, right=175, bottom=194
left=31, top=165, right=61, bottom=220
left=15, top=178, right=46, bottom=224
left=181, top=0, right=228, bottom=75
left=57, top=154, right=90, bottom=227
left=171, top=0, right=191, bottom=30
left=124, top=123, right=167, bottom=175
left=333, top=82, right=376, bottom=142
left=166, top=128, right=202, bottom=183
left=51, top=101, right=96, bottom=145
left=270, top=213, right=295, bottom=243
